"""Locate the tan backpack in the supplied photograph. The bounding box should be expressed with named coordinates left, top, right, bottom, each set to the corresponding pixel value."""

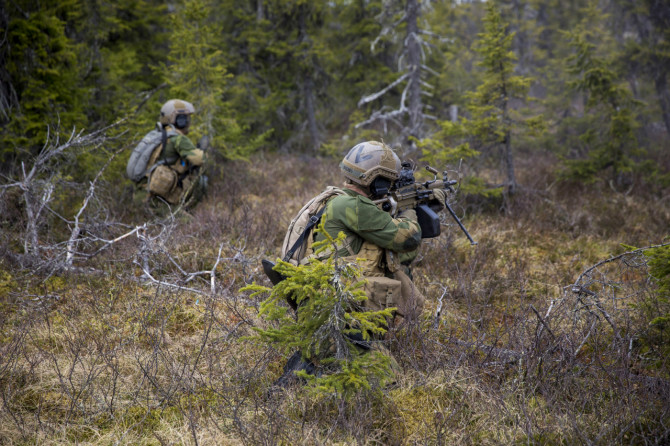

left=280, top=186, right=346, bottom=265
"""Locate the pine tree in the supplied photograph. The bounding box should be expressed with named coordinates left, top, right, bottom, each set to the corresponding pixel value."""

left=77, top=0, right=168, bottom=128
left=639, top=244, right=670, bottom=371
left=242, top=226, right=396, bottom=400
left=465, top=1, right=535, bottom=196
left=422, top=1, right=538, bottom=200
left=164, top=0, right=264, bottom=160
left=562, top=4, right=641, bottom=187
left=1, top=0, right=87, bottom=163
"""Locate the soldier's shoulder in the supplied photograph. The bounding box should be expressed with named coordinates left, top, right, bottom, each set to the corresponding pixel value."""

left=171, top=134, right=196, bottom=150
left=328, top=192, right=357, bottom=208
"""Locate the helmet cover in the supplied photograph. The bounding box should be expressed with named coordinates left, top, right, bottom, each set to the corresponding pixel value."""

left=340, top=141, right=401, bottom=187
left=160, top=99, right=195, bottom=126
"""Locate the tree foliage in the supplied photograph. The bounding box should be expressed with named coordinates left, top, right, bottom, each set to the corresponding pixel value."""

left=0, top=0, right=667, bottom=190
left=2, top=1, right=86, bottom=161
left=561, top=4, right=641, bottom=187
left=639, top=244, right=670, bottom=372
left=420, top=1, right=540, bottom=199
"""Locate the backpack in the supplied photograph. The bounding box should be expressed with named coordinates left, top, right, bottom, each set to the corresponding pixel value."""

left=126, top=124, right=178, bottom=182
left=262, top=187, right=345, bottom=287
left=280, top=186, right=346, bottom=265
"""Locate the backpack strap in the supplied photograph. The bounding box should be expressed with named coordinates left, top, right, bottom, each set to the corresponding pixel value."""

left=145, top=124, right=179, bottom=178
left=283, top=205, right=327, bottom=262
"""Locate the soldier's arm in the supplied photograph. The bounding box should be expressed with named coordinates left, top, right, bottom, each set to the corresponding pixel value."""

left=350, top=198, right=421, bottom=253
left=173, top=135, right=205, bottom=166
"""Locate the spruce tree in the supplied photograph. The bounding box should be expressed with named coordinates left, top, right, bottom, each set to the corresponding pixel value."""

left=242, top=226, right=396, bottom=400
left=164, top=0, right=263, bottom=160
left=421, top=1, right=538, bottom=200
left=465, top=1, right=535, bottom=196
left=562, top=4, right=640, bottom=187
left=1, top=0, right=87, bottom=163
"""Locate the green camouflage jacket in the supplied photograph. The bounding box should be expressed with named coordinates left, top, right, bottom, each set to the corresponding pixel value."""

left=314, top=188, right=422, bottom=262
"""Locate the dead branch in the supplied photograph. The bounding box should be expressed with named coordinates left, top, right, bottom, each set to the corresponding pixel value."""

left=2, top=119, right=126, bottom=260
left=572, top=242, right=670, bottom=287
left=65, top=148, right=122, bottom=267
left=210, top=243, right=224, bottom=294
left=357, top=73, right=409, bottom=107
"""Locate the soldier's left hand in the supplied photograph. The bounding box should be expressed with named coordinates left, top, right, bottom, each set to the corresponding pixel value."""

left=429, top=189, right=446, bottom=212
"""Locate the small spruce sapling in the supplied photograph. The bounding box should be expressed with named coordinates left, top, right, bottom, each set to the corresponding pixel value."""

left=242, top=222, right=396, bottom=399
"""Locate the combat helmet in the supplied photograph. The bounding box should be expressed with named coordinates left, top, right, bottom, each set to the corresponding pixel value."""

left=340, top=141, right=401, bottom=188
left=160, top=99, right=195, bottom=130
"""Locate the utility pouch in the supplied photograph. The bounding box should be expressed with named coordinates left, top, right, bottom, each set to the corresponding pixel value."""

left=361, top=276, right=402, bottom=314
left=148, top=165, right=178, bottom=200
left=394, top=268, right=425, bottom=318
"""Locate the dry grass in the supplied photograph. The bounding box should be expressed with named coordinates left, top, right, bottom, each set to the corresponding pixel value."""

left=1, top=151, right=669, bottom=445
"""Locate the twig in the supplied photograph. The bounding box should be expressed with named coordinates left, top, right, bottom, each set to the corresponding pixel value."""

left=134, top=260, right=207, bottom=295
left=210, top=243, right=224, bottom=294
left=431, top=283, right=448, bottom=329
left=357, top=73, right=409, bottom=107
left=65, top=148, right=122, bottom=266
left=574, top=319, right=598, bottom=357
left=530, top=304, right=556, bottom=340
left=572, top=242, right=670, bottom=287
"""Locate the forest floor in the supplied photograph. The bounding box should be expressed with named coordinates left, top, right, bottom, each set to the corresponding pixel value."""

left=0, top=151, right=669, bottom=445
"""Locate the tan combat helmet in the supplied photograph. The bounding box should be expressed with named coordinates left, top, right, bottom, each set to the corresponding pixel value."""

left=159, top=99, right=195, bottom=130
left=340, top=141, right=401, bottom=187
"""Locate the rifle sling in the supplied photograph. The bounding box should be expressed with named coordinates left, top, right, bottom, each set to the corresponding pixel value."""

left=283, top=206, right=327, bottom=262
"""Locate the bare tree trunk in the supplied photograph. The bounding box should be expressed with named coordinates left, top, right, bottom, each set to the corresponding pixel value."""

left=501, top=78, right=517, bottom=195
left=655, top=73, right=670, bottom=135
left=504, top=130, right=517, bottom=195
left=406, top=0, right=423, bottom=143
left=256, top=0, right=264, bottom=21
left=298, top=4, right=319, bottom=151
left=304, top=76, right=319, bottom=152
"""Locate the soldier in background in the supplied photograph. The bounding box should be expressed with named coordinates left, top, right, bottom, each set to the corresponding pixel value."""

left=145, top=99, right=206, bottom=209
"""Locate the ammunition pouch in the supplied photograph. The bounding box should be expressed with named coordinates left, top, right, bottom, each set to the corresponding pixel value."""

left=394, top=268, right=425, bottom=318
left=148, top=165, right=178, bottom=202
left=341, top=240, right=384, bottom=276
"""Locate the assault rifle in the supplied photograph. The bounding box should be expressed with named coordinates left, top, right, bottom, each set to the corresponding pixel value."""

left=373, top=162, right=477, bottom=245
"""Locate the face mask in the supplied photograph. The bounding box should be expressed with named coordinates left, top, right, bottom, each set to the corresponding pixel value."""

left=369, top=176, right=392, bottom=199
left=174, top=114, right=190, bottom=129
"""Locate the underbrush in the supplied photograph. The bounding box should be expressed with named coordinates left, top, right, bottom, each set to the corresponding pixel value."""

left=1, top=152, right=668, bottom=444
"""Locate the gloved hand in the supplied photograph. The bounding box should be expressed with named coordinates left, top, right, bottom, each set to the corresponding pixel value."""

left=429, top=188, right=446, bottom=212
